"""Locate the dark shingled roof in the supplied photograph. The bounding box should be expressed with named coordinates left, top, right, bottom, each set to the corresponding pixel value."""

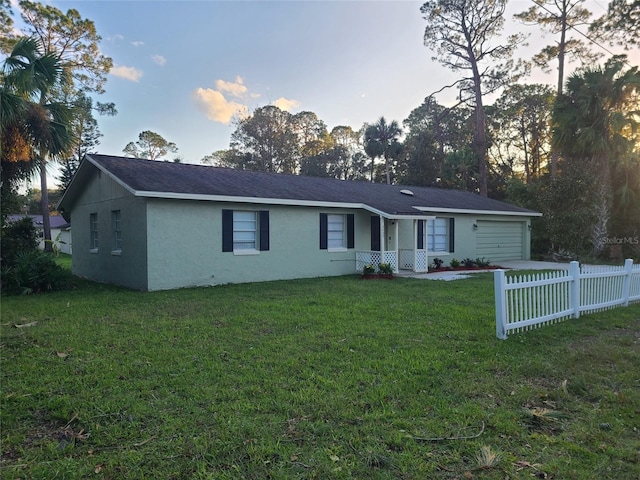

left=65, top=154, right=538, bottom=217
left=6, top=214, right=70, bottom=229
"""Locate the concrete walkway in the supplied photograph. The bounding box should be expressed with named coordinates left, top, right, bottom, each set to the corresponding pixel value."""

left=403, top=260, right=573, bottom=281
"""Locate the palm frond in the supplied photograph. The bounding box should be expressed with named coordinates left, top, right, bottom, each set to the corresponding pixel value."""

left=0, top=89, right=28, bottom=131
left=3, top=37, right=64, bottom=101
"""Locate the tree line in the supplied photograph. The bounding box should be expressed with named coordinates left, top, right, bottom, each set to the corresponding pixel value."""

left=1, top=0, right=115, bottom=253
left=200, top=0, right=640, bottom=260
left=2, top=0, right=639, bottom=260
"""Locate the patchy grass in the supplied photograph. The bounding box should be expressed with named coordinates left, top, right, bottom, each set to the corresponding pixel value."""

left=54, top=253, right=72, bottom=270
left=1, top=272, right=639, bottom=479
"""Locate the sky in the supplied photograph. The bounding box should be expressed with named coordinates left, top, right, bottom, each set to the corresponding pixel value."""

left=8, top=0, right=639, bottom=187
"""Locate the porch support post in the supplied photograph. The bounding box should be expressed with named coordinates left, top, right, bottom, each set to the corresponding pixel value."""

left=379, top=216, right=385, bottom=262
left=393, top=219, right=399, bottom=272
left=413, top=219, right=418, bottom=273
left=424, top=219, right=429, bottom=272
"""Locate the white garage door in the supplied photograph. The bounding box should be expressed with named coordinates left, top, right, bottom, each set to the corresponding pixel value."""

left=476, top=221, right=524, bottom=261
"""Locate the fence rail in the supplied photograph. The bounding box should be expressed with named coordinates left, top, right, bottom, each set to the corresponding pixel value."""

left=495, top=259, right=640, bottom=339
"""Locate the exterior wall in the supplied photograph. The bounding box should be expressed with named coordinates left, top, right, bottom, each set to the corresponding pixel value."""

left=146, top=200, right=369, bottom=291
left=58, top=229, right=72, bottom=254
left=396, top=214, right=531, bottom=267
left=398, top=220, right=417, bottom=251
left=69, top=167, right=148, bottom=290
left=67, top=169, right=534, bottom=290
left=449, top=215, right=480, bottom=263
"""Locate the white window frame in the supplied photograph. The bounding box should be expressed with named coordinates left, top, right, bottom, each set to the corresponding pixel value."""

left=327, top=214, right=347, bottom=251
left=428, top=218, right=448, bottom=253
left=89, top=213, right=98, bottom=253
left=233, top=210, right=258, bottom=254
left=111, top=210, right=122, bottom=254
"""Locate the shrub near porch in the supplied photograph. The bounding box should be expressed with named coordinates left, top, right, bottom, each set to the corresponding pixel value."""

left=1, top=273, right=639, bottom=479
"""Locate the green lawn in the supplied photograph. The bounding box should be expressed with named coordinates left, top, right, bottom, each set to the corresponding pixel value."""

left=1, top=272, right=639, bottom=479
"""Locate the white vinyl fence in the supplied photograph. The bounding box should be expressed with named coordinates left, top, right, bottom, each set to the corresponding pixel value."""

left=495, top=259, right=640, bottom=339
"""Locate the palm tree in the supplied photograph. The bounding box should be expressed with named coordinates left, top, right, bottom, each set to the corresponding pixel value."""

left=2, top=37, right=74, bottom=248
left=552, top=55, right=640, bottom=254
left=363, top=117, right=402, bottom=184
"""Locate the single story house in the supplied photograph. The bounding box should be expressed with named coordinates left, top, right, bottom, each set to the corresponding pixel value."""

left=6, top=214, right=72, bottom=254
left=58, top=154, right=541, bottom=291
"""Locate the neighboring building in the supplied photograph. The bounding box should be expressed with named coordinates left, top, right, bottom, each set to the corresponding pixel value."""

left=58, top=154, right=541, bottom=291
left=6, top=214, right=72, bottom=254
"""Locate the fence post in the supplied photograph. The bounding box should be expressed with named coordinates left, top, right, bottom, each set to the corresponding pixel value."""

left=569, top=261, right=580, bottom=319
left=622, top=258, right=633, bottom=307
left=494, top=270, right=508, bottom=340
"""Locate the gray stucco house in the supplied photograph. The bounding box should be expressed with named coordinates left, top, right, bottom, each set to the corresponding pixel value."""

left=58, top=154, right=541, bottom=291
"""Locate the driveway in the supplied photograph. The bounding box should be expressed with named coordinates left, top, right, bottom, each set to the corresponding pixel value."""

left=404, top=260, right=573, bottom=281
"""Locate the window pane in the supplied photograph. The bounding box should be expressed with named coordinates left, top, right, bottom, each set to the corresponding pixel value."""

left=90, top=213, right=98, bottom=249
left=434, top=237, right=446, bottom=251
left=112, top=210, right=122, bottom=250
left=234, top=231, right=255, bottom=241
left=234, top=220, right=255, bottom=230
left=234, top=211, right=255, bottom=222
left=233, top=211, right=256, bottom=250
left=327, top=214, right=345, bottom=248
left=428, top=218, right=448, bottom=252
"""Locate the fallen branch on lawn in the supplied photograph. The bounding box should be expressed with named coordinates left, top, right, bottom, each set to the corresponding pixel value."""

left=407, top=421, right=485, bottom=441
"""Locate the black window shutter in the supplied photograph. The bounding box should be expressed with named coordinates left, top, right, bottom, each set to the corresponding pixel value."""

left=319, top=213, right=328, bottom=249
left=259, top=210, right=269, bottom=251
left=346, top=214, right=354, bottom=249
left=417, top=219, right=425, bottom=250
left=222, top=209, right=233, bottom=252
left=449, top=217, right=455, bottom=252
left=370, top=216, right=380, bottom=251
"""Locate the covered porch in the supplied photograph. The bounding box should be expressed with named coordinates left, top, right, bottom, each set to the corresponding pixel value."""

left=355, top=214, right=434, bottom=274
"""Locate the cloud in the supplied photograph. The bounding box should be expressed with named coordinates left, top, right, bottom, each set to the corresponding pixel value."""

left=215, top=76, right=248, bottom=98
left=272, top=97, right=301, bottom=112
left=111, top=65, right=143, bottom=82
left=108, top=34, right=124, bottom=42
left=152, top=55, right=166, bottom=66
left=131, top=40, right=144, bottom=47
left=193, top=88, right=248, bottom=124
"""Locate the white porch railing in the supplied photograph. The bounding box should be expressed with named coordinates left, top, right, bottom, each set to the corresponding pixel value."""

left=495, top=259, right=640, bottom=339
left=356, top=250, right=398, bottom=273
left=399, top=249, right=428, bottom=272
